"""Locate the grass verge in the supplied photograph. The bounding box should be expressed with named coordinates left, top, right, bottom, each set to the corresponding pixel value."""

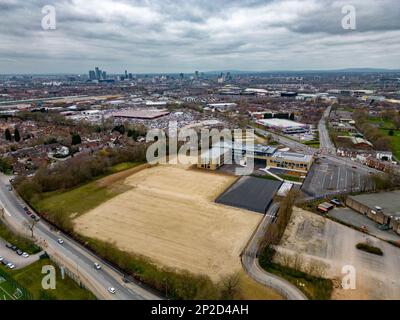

left=356, top=243, right=383, bottom=256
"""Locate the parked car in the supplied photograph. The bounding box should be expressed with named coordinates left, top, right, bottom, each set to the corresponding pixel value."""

left=16, top=250, right=23, bottom=256
left=2, top=260, right=8, bottom=265
left=108, top=287, right=116, bottom=294
left=31, top=214, right=37, bottom=220
left=330, top=199, right=342, bottom=206
left=57, top=239, right=64, bottom=245
left=22, top=253, right=29, bottom=258
left=6, top=243, right=13, bottom=249
left=11, top=246, right=17, bottom=251
left=7, top=263, right=15, bottom=269
left=23, top=207, right=29, bottom=212
left=25, top=210, right=32, bottom=216
left=0, top=256, right=3, bottom=262
left=33, top=216, right=40, bottom=222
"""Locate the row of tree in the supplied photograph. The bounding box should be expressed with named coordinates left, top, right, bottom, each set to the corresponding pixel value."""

left=16, top=146, right=147, bottom=202
left=4, top=128, right=21, bottom=142
left=353, top=110, right=392, bottom=151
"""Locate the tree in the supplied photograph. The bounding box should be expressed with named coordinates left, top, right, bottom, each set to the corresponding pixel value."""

left=71, top=133, right=81, bottom=145
left=14, top=128, right=20, bottom=142
left=5, top=128, right=11, bottom=141
left=219, top=273, right=242, bottom=300
left=24, top=219, right=38, bottom=238
left=389, top=130, right=394, bottom=136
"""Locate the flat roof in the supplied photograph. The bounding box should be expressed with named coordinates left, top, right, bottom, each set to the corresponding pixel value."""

left=272, top=151, right=313, bottom=163
left=216, top=176, right=282, bottom=214
left=258, top=118, right=307, bottom=129
left=349, top=191, right=400, bottom=217
left=199, top=147, right=230, bottom=161
left=112, top=109, right=170, bottom=119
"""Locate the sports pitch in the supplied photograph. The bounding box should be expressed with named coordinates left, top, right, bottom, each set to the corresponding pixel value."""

left=74, top=165, right=262, bottom=280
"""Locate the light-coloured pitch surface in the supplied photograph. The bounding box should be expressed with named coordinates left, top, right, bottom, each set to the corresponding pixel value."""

left=74, top=166, right=262, bottom=280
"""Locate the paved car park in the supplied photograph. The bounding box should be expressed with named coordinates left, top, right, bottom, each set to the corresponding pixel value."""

left=302, top=158, right=374, bottom=198
left=0, top=238, right=43, bottom=270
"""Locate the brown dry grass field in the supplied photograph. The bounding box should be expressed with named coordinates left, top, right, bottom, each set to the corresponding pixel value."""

left=74, top=165, right=263, bottom=281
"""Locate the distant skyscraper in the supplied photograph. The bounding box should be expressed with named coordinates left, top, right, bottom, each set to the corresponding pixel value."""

left=128, top=73, right=133, bottom=80
left=180, top=73, right=184, bottom=80
left=95, top=67, right=101, bottom=80
left=195, top=70, right=199, bottom=80
left=102, top=71, right=107, bottom=80
left=89, top=70, right=96, bottom=80
left=125, top=70, right=128, bottom=78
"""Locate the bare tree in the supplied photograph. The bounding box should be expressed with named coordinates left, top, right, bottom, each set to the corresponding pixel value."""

left=24, top=219, right=38, bottom=238
left=219, top=272, right=242, bottom=300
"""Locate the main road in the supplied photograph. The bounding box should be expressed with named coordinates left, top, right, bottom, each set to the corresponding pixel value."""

left=0, top=174, right=161, bottom=300
left=242, top=203, right=307, bottom=300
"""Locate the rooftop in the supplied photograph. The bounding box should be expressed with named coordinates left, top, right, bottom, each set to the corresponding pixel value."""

left=349, top=191, right=400, bottom=218
left=258, top=118, right=307, bottom=128
left=272, top=151, right=314, bottom=163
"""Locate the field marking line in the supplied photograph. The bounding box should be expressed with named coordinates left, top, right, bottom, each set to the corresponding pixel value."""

left=0, top=285, right=16, bottom=300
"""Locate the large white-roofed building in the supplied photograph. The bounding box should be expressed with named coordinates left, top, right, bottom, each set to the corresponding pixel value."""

left=257, top=118, right=309, bottom=134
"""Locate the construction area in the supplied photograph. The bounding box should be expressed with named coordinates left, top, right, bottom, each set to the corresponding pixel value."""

left=73, top=165, right=262, bottom=281
left=273, top=207, right=400, bottom=300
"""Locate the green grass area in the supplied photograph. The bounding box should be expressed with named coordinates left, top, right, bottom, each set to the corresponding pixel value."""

left=259, top=247, right=333, bottom=300
left=1, top=258, right=95, bottom=300
left=368, top=117, right=395, bottom=129
left=31, top=162, right=142, bottom=218
left=356, top=243, right=383, bottom=256
left=380, top=129, right=400, bottom=159
left=0, top=220, right=41, bottom=254
left=109, top=161, right=141, bottom=174
left=304, top=141, right=320, bottom=148
left=251, top=174, right=280, bottom=181
left=278, top=174, right=304, bottom=183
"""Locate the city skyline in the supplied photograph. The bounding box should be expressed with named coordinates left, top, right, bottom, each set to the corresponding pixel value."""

left=0, top=0, right=399, bottom=74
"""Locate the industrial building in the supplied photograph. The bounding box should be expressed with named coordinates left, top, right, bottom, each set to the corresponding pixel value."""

left=346, top=191, right=400, bottom=235
left=266, top=151, right=314, bottom=175
left=112, top=109, right=170, bottom=120
left=257, top=118, right=309, bottom=134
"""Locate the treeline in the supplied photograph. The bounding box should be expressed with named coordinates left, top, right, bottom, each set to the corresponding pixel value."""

left=263, top=190, right=300, bottom=247
left=353, top=110, right=392, bottom=150
left=79, top=236, right=242, bottom=300
left=15, top=146, right=147, bottom=202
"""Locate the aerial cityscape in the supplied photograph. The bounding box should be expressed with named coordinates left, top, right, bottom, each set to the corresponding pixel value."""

left=0, top=0, right=400, bottom=312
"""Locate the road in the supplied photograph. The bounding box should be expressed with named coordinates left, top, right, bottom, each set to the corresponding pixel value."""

left=0, top=174, right=161, bottom=300
left=242, top=203, right=307, bottom=300
left=254, top=127, right=316, bottom=155
left=318, top=105, right=336, bottom=154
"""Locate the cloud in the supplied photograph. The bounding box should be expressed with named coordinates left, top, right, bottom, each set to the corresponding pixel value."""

left=0, top=0, right=399, bottom=73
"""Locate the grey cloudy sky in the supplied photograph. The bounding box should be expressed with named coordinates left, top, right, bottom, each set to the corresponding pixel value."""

left=0, top=0, right=399, bottom=74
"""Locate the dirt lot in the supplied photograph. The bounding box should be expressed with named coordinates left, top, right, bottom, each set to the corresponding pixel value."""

left=274, top=207, right=400, bottom=300
left=74, top=165, right=262, bottom=281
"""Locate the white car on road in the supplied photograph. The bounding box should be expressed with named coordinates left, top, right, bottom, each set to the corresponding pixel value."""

left=94, top=262, right=101, bottom=270
left=108, top=287, right=116, bottom=294
left=22, top=252, right=29, bottom=258
left=57, top=239, right=64, bottom=245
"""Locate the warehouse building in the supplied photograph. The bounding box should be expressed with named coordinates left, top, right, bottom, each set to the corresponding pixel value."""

left=257, top=118, right=309, bottom=134
left=346, top=191, right=400, bottom=235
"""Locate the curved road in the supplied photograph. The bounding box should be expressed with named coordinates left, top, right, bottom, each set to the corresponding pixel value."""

left=242, top=203, right=307, bottom=300
left=0, top=174, right=161, bottom=300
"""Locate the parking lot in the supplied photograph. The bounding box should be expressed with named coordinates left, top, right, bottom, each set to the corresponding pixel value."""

left=0, top=239, right=42, bottom=270
left=302, top=158, right=374, bottom=198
